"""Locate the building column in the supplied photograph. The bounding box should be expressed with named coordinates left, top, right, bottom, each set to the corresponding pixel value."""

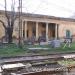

left=36, top=22, right=39, bottom=40
left=55, top=24, right=59, bottom=39
left=46, top=23, right=48, bottom=42
left=25, top=21, right=27, bottom=40
left=21, top=20, right=23, bottom=38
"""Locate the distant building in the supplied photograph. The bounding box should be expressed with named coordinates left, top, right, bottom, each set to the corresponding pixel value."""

left=0, top=10, right=75, bottom=42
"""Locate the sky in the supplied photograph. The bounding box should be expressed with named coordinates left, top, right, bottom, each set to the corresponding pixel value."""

left=0, top=0, right=75, bottom=18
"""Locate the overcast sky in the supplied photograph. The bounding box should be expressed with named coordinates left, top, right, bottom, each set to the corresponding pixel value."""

left=0, top=0, right=75, bottom=18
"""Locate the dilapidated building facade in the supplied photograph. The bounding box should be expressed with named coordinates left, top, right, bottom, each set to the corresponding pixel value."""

left=0, top=10, right=75, bottom=42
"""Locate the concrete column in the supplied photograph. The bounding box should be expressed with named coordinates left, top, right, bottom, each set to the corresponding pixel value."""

left=55, top=24, right=59, bottom=39
left=46, top=23, right=48, bottom=42
left=55, top=24, right=57, bottom=39
left=36, top=22, right=39, bottom=40
left=21, top=20, right=23, bottom=38
left=25, top=21, right=27, bottom=40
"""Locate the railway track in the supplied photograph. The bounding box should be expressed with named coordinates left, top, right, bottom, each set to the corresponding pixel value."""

left=0, top=52, right=75, bottom=64
left=0, top=53, right=75, bottom=75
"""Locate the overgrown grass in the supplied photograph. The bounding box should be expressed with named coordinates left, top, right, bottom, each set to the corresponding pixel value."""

left=58, top=59, right=75, bottom=66
left=25, top=42, right=75, bottom=54
left=0, top=44, right=28, bottom=57
left=0, top=42, right=75, bottom=57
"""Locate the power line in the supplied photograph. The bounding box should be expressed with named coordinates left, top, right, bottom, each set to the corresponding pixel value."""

left=0, top=3, right=5, bottom=8
left=1, top=0, right=75, bottom=14
left=40, top=0, right=74, bottom=13
left=21, top=0, right=74, bottom=14
left=30, top=2, right=42, bottom=14
left=22, top=6, right=29, bottom=13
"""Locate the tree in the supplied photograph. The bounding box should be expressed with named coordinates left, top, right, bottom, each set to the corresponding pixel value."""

left=0, top=0, right=23, bottom=47
left=0, top=0, right=16, bottom=43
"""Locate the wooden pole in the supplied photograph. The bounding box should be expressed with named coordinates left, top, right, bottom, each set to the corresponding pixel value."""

left=18, top=0, right=22, bottom=48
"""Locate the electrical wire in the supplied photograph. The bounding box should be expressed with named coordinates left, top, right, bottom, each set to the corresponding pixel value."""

left=0, top=0, right=75, bottom=15
left=40, top=0, right=74, bottom=13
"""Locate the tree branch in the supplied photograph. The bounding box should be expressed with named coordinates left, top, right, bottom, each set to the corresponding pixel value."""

left=0, top=20, right=6, bottom=29
left=11, top=13, right=19, bottom=27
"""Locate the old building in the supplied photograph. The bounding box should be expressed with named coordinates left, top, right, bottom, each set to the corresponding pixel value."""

left=0, top=10, right=75, bottom=42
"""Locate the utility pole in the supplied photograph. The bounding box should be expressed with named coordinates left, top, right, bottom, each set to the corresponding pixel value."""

left=5, top=0, right=7, bottom=12
left=18, top=0, right=22, bottom=48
